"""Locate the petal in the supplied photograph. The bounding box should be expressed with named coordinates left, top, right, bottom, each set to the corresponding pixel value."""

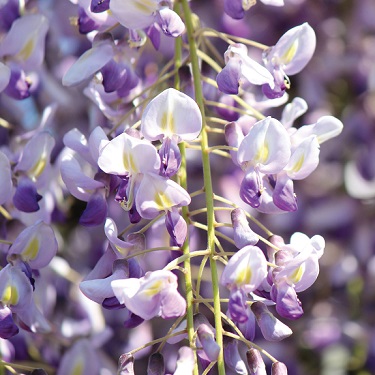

left=91, top=0, right=110, bottom=12
left=224, top=121, right=244, bottom=166
left=173, top=347, right=195, bottom=375
left=231, top=208, right=259, bottom=248
left=226, top=44, right=274, bottom=87
left=147, top=353, right=165, bottom=375
left=56, top=339, right=100, bottom=375
left=271, top=281, right=303, bottom=320
left=136, top=173, right=190, bottom=219
left=0, top=306, right=19, bottom=339
left=273, top=172, right=297, bottom=212
left=80, top=265, right=128, bottom=304
left=63, top=128, right=92, bottom=164
left=141, top=88, right=202, bottom=141
left=60, top=153, right=104, bottom=201
left=110, top=0, right=157, bottom=30
left=157, top=7, right=185, bottom=37
left=239, top=169, right=262, bottom=208
left=165, top=210, right=187, bottom=247
left=228, top=288, right=248, bottom=323
left=224, top=0, right=246, bottom=19
left=79, top=192, right=107, bottom=227
left=220, top=245, right=268, bottom=293
left=265, top=22, right=316, bottom=76
left=246, top=348, right=267, bottom=375
left=0, top=14, right=49, bottom=69
left=13, top=177, right=42, bottom=213
left=285, top=135, right=320, bottom=180
left=237, top=117, right=291, bottom=174
left=15, top=131, right=55, bottom=181
left=8, top=221, right=58, bottom=269
left=0, top=264, right=33, bottom=311
left=216, top=57, right=241, bottom=95
left=158, top=137, right=182, bottom=177
left=62, top=42, right=114, bottom=86
left=251, top=301, right=293, bottom=341
left=280, top=97, right=308, bottom=129
left=98, top=132, right=160, bottom=176
left=292, top=115, right=344, bottom=146
left=196, top=323, right=220, bottom=361
left=3, top=66, right=30, bottom=99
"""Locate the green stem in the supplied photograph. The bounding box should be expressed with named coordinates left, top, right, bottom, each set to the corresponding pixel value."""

left=181, top=1, right=225, bottom=373
left=174, top=3, right=198, bottom=373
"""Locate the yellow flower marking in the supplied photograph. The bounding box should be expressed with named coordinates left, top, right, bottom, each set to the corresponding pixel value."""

left=28, top=154, right=47, bottom=180
left=2, top=284, right=19, bottom=305
left=134, top=0, right=158, bottom=14
left=255, top=143, right=269, bottom=164
left=281, top=39, right=299, bottom=65
left=290, top=264, right=304, bottom=284
left=144, top=280, right=163, bottom=297
left=235, top=266, right=252, bottom=285
left=290, top=154, right=305, bottom=173
left=16, top=38, right=35, bottom=61
left=123, top=152, right=137, bottom=174
left=161, top=111, right=175, bottom=136
left=71, top=359, right=84, bottom=375
left=153, top=190, right=173, bottom=211
left=23, top=236, right=40, bottom=261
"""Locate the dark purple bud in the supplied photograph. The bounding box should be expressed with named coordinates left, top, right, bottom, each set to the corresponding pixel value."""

left=217, top=58, right=241, bottom=95
left=4, top=67, right=30, bottom=99
left=118, top=353, right=135, bottom=375
left=90, top=0, right=110, bottom=13
left=271, top=281, right=303, bottom=320
left=147, top=353, right=165, bottom=375
left=224, top=0, right=246, bottom=19
left=147, top=24, right=161, bottom=50
left=116, top=68, right=139, bottom=98
left=273, top=174, right=297, bottom=212
left=240, top=170, right=262, bottom=208
left=228, top=288, right=248, bottom=323
left=0, top=306, right=19, bottom=339
left=128, top=258, right=144, bottom=279
left=165, top=210, right=187, bottom=247
left=251, top=301, right=293, bottom=341
left=102, top=296, right=125, bottom=310
left=78, top=7, right=100, bottom=34
left=216, top=95, right=240, bottom=122
left=79, top=192, right=107, bottom=227
left=101, top=59, right=128, bottom=93
left=262, top=83, right=286, bottom=99
left=272, top=362, right=288, bottom=375
left=246, top=348, right=267, bottom=375
left=159, top=138, right=181, bottom=177
left=13, top=177, right=42, bottom=212
left=123, top=310, right=144, bottom=329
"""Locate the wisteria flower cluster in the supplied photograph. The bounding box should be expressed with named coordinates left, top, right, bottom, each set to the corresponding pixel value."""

left=0, top=0, right=353, bottom=374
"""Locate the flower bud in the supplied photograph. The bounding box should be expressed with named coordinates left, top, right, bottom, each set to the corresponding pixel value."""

left=147, top=352, right=164, bottom=375
left=231, top=208, right=259, bottom=248
left=251, top=301, right=292, bottom=341
left=272, top=361, right=288, bottom=375
left=118, top=353, right=135, bottom=375
left=246, top=348, right=266, bottom=375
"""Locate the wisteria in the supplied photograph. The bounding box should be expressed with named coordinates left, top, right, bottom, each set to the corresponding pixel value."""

left=0, top=0, right=373, bottom=374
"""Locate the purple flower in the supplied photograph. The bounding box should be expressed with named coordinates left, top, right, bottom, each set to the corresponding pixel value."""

left=111, top=270, right=186, bottom=320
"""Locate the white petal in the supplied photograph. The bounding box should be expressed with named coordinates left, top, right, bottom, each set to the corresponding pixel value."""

left=62, top=43, right=114, bottom=86
left=141, top=88, right=202, bottom=141
left=110, top=0, right=158, bottom=30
